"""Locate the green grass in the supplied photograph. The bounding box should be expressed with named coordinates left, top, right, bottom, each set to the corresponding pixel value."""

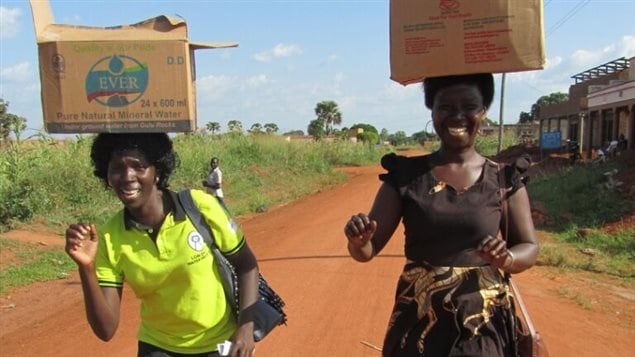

left=0, top=239, right=75, bottom=295
left=528, top=162, right=634, bottom=228
left=0, top=133, right=388, bottom=232
left=0, top=133, right=389, bottom=293
left=529, top=160, right=635, bottom=277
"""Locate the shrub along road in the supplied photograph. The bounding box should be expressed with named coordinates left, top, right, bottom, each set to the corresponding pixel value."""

left=1, top=153, right=633, bottom=356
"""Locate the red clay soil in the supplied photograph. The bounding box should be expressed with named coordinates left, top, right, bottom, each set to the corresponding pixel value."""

left=1, top=152, right=634, bottom=357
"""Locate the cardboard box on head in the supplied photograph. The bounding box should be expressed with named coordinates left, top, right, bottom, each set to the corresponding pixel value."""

left=29, top=0, right=238, bottom=133
left=390, top=0, right=545, bottom=85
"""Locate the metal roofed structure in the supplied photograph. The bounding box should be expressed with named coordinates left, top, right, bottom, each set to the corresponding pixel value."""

left=571, top=57, right=630, bottom=84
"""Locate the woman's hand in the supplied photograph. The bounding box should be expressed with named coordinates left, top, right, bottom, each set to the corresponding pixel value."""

left=344, top=213, right=377, bottom=248
left=477, top=235, right=513, bottom=271
left=65, top=223, right=98, bottom=267
left=230, top=323, right=256, bottom=357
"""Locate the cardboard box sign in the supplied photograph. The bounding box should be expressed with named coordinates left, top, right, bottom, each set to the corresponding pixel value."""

left=30, top=0, right=238, bottom=133
left=390, top=0, right=545, bottom=85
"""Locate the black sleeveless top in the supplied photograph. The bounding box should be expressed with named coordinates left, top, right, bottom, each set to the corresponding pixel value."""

left=377, top=153, right=527, bottom=266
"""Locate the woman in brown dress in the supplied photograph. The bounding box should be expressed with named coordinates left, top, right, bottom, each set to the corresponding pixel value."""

left=344, top=73, right=539, bottom=356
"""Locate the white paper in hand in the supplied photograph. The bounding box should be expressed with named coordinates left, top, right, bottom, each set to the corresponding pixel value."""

left=216, top=340, right=232, bottom=356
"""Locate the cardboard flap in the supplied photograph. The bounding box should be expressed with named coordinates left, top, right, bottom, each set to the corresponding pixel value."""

left=129, top=15, right=186, bottom=30
left=190, top=41, right=239, bottom=50
left=29, top=0, right=55, bottom=42
left=30, top=0, right=188, bottom=42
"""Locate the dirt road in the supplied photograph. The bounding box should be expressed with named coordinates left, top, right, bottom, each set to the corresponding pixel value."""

left=1, top=158, right=634, bottom=356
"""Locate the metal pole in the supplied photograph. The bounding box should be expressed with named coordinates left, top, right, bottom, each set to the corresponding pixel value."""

left=498, top=73, right=506, bottom=154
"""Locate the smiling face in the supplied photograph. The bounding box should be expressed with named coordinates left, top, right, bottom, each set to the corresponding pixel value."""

left=431, top=84, right=486, bottom=150
left=107, top=149, right=159, bottom=210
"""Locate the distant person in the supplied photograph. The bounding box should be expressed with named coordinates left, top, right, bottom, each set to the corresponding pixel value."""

left=343, top=73, right=539, bottom=356
left=617, top=134, right=628, bottom=152
left=606, top=139, right=619, bottom=158
left=65, top=133, right=260, bottom=357
left=203, top=157, right=226, bottom=207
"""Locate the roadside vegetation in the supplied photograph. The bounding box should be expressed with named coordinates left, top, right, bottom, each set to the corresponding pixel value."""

left=0, top=132, right=388, bottom=231
left=528, top=160, right=635, bottom=278
left=1, top=131, right=633, bottom=295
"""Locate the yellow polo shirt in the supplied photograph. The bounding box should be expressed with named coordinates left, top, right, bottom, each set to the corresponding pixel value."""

left=95, top=189, right=244, bottom=354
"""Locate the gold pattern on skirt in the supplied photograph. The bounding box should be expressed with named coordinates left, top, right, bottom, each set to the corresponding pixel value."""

left=389, top=264, right=507, bottom=354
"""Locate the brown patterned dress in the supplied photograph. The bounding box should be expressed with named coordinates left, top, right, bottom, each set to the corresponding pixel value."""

left=377, top=153, right=527, bottom=357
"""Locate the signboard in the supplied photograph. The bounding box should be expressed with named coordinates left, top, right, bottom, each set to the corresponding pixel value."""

left=540, top=131, right=562, bottom=149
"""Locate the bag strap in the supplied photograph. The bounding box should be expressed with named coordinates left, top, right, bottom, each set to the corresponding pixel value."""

left=497, top=164, right=538, bottom=339
left=177, top=189, right=219, bottom=250
left=497, top=163, right=509, bottom=242
left=177, top=189, right=239, bottom=313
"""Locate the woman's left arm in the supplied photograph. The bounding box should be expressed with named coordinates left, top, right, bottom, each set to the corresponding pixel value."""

left=226, top=242, right=259, bottom=357
left=505, top=186, right=539, bottom=273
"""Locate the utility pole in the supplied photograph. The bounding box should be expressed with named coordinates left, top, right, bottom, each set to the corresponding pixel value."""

left=498, top=73, right=506, bottom=155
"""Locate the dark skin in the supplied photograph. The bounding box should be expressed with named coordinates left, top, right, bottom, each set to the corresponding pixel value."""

left=202, top=158, right=221, bottom=190
left=344, top=84, right=539, bottom=274
left=65, top=150, right=258, bottom=357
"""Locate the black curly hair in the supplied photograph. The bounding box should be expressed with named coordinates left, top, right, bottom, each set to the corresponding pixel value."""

left=90, top=133, right=177, bottom=189
left=423, top=73, right=494, bottom=110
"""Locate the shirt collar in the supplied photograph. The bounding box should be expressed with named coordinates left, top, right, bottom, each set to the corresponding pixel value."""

left=123, top=190, right=186, bottom=231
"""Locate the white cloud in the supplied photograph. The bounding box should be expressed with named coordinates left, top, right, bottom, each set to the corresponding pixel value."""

left=570, top=49, right=606, bottom=68
left=618, top=35, right=635, bottom=58
left=197, top=74, right=237, bottom=99
left=334, top=72, right=344, bottom=83
left=319, top=54, right=338, bottom=66
left=0, top=6, right=21, bottom=39
left=544, top=56, right=563, bottom=70
left=384, top=81, right=420, bottom=101
left=245, top=74, right=269, bottom=88
left=254, top=43, right=302, bottom=62
left=0, top=62, right=34, bottom=82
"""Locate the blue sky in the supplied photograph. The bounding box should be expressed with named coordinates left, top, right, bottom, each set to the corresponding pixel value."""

left=1, top=0, right=634, bottom=138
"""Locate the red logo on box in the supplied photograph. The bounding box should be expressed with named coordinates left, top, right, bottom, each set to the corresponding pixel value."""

left=439, top=0, right=460, bottom=11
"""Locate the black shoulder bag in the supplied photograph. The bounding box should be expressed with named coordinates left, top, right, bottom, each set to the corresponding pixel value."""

left=178, top=189, right=287, bottom=342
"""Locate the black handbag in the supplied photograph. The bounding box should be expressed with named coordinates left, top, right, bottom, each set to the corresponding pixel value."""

left=178, top=189, right=287, bottom=342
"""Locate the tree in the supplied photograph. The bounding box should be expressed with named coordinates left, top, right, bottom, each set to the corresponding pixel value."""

left=529, top=92, right=568, bottom=121
left=283, top=130, right=304, bottom=136
left=388, top=130, right=408, bottom=146
left=314, top=100, right=342, bottom=135
left=205, top=121, right=221, bottom=134
left=380, top=128, right=390, bottom=142
left=0, top=99, right=27, bottom=144
left=518, top=111, right=532, bottom=123
left=350, top=123, right=378, bottom=134
left=249, top=123, right=263, bottom=134
left=307, top=119, right=325, bottom=141
left=411, top=130, right=435, bottom=145
left=227, top=120, right=243, bottom=133
left=357, top=131, right=379, bottom=145
left=264, top=123, right=279, bottom=134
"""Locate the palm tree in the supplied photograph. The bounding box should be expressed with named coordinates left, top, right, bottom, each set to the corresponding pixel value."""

left=205, top=121, right=221, bottom=135
left=314, top=100, right=342, bottom=136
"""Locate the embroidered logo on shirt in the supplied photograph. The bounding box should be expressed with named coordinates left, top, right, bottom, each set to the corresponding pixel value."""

left=187, top=231, right=205, bottom=252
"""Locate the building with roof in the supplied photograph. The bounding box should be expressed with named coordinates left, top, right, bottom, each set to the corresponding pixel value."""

left=538, top=56, right=634, bottom=158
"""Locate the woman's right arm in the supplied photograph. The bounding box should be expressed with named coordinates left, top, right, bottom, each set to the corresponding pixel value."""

left=345, top=183, right=402, bottom=262
left=66, top=223, right=122, bottom=341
